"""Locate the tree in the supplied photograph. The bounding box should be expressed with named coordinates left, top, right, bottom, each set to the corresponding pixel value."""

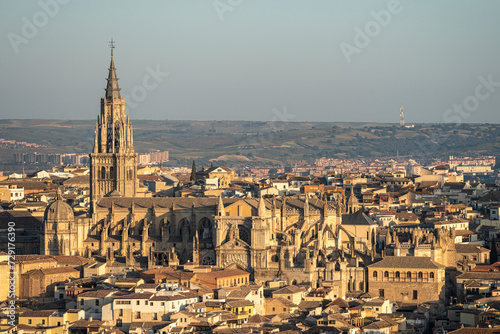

left=190, top=160, right=197, bottom=182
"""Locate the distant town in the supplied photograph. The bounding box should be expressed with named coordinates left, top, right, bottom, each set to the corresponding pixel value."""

left=1, top=50, right=500, bottom=334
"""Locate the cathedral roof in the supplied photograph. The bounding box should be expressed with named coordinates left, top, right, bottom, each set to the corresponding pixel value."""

left=342, top=209, right=375, bottom=226
left=95, top=196, right=335, bottom=213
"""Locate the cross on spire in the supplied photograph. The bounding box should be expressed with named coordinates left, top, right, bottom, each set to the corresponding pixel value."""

left=109, top=38, right=115, bottom=57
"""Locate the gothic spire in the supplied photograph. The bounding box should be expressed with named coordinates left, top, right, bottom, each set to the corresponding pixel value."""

left=190, top=160, right=197, bottom=182
left=105, top=39, right=121, bottom=100
left=217, top=196, right=225, bottom=216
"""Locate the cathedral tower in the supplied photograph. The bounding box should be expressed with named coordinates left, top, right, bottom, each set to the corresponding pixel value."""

left=90, top=40, right=137, bottom=208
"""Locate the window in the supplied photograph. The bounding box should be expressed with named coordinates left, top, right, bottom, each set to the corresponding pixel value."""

left=379, top=289, right=384, bottom=298
left=117, top=319, right=122, bottom=327
left=418, top=272, right=423, bottom=279
left=407, top=271, right=411, bottom=279
left=430, top=272, right=435, bottom=279
left=42, top=320, right=45, bottom=325
left=95, top=300, right=99, bottom=306
left=28, top=320, right=32, bottom=324
left=119, top=309, right=123, bottom=316
left=136, top=301, right=140, bottom=305
left=373, top=271, right=378, bottom=278
left=161, top=302, right=165, bottom=306
left=150, top=302, right=154, bottom=306
left=384, top=271, right=389, bottom=278
left=153, top=313, right=158, bottom=320
left=80, top=299, right=84, bottom=306
left=136, top=311, right=141, bottom=319
left=283, top=308, right=286, bottom=312
left=145, top=300, right=148, bottom=305
left=413, top=290, right=418, bottom=300
left=395, top=271, right=400, bottom=278
left=272, top=307, right=275, bottom=311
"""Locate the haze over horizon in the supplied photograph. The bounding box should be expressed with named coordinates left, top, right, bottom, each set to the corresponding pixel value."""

left=1, top=1, right=500, bottom=124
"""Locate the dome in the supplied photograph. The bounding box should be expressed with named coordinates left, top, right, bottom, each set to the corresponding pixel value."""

left=44, top=189, right=74, bottom=222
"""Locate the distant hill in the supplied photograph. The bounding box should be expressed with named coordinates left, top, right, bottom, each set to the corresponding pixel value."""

left=0, top=119, right=498, bottom=170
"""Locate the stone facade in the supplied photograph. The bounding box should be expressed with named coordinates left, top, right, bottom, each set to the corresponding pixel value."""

left=89, top=54, right=138, bottom=207
left=383, top=227, right=457, bottom=268
left=367, top=256, right=446, bottom=304
left=41, top=50, right=395, bottom=297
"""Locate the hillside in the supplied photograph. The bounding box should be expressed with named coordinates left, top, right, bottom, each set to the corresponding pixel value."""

left=0, top=119, right=498, bottom=171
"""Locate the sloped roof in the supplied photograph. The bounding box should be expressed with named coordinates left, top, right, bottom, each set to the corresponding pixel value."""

left=455, top=244, right=490, bottom=254
left=368, top=256, right=445, bottom=269
left=273, top=285, right=306, bottom=295
left=342, top=209, right=375, bottom=226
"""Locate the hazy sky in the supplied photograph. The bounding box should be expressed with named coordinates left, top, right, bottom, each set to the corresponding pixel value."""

left=1, top=0, right=499, bottom=123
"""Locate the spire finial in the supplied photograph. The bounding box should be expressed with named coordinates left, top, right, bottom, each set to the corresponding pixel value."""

left=109, top=38, right=115, bottom=57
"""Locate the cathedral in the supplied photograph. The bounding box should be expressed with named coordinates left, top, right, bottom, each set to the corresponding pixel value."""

left=41, top=46, right=452, bottom=296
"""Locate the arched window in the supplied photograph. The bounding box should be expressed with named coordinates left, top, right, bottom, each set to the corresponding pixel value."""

left=373, top=271, right=378, bottom=278
left=418, top=272, right=423, bottom=279
left=101, top=167, right=106, bottom=179
left=407, top=271, right=412, bottom=279
left=110, top=166, right=115, bottom=179
left=201, top=255, right=215, bottom=266
left=271, top=255, right=279, bottom=262
left=239, top=228, right=250, bottom=244
left=430, top=272, right=435, bottom=279
left=199, top=218, right=212, bottom=241
left=395, top=271, right=400, bottom=278
left=384, top=271, right=389, bottom=278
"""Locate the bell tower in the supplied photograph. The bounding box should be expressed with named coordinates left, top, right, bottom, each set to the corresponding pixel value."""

left=90, top=39, right=137, bottom=208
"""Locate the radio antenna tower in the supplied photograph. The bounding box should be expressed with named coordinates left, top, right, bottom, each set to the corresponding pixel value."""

left=400, top=102, right=405, bottom=127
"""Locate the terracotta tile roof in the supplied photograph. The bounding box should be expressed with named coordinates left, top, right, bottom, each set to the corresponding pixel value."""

left=20, top=309, right=57, bottom=318
left=368, top=256, right=445, bottom=269
left=225, top=299, right=254, bottom=308
left=78, top=290, right=117, bottom=298
left=195, top=269, right=250, bottom=280
left=447, top=327, right=500, bottom=334
left=246, top=314, right=270, bottom=323
left=23, top=266, right=79, bottom=276
left=129, top=321, right=173, bottom=331
left=457, top=272, right=500, bottom=280
left=327, top=298, right=349, bottom=308
left=113, top=293, right=154, bottom=300
left=266, top=297, right=297, bottom=308
left=69, top=320, right=105, bottom=328
left=272, top=285, right=306, bottom=295
left=456, top=244, right=490, bottom=254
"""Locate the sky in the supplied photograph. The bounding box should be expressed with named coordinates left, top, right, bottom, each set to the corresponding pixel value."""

left=1, top=0, right=499, bottom=123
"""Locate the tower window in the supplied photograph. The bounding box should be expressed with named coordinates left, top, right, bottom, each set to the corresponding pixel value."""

left=101, top=167, right=106, bottom=179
